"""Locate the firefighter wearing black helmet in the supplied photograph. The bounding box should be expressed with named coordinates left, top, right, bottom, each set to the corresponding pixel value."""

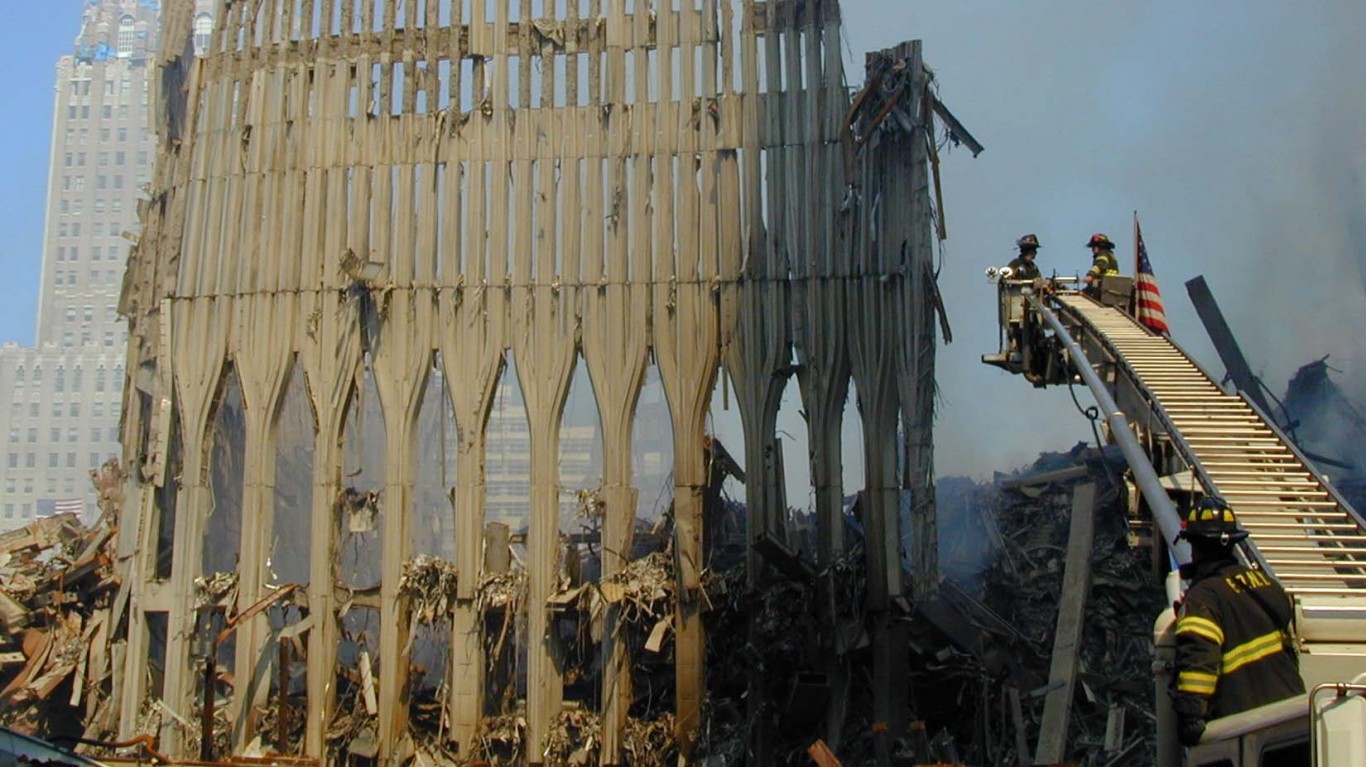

left=1170, top=497, right=1304, bottom=746
left=1082, top=233, right=1120, bottom=293
left=1007, top=234, right=1042, bottom=281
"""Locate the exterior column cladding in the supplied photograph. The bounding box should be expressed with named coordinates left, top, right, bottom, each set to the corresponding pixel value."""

left=112, top=1, right=941, bottom=762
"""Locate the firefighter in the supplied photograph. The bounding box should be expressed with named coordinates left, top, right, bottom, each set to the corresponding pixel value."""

left=1007, top=234, right=1042, bottom=281
left=1170, top=497, right=1304, bottom=747
left=1082, top=233, right=1119, bottom=295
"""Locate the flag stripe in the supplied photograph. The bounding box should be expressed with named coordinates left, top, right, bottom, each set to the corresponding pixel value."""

left=1133, top=223, right=1169, bottom=335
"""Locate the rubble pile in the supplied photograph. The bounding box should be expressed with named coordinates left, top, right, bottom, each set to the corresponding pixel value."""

left=621, top=713, right=676, bottom=766
left=924, top=446, right=1164, bottom=766
left=542, top=708, right=601, bottom=766
left=0, top=460, right=124, bottom=741
left=471, top=713, right=527, bottom=765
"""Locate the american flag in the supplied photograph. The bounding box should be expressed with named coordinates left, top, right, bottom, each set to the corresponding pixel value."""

left=1134, top=223, right=1169, bottom=335
left=52, top=498, right=85, bottom=517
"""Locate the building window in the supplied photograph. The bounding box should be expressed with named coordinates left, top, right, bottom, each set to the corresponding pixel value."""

left=103, top=332, right=115, bottom=347
left=95, top=368, right=106, bottom=392
left=118, top=16, right=137, bottom=57
left=69, top=403, right=80, bottom=418
left=14, top=367, right=24, bottom=382
left=32, top=367, right=42, bottom=383
left=90, top=453, right=100, bottom=467
left=6, top=454, right=15, bottom=470
left=91, top=428, right=101, bottom=442
left=194, top=13, right=213, bottom=55
left=25, top=454, right=35, bottom=468
left=50, top=428, right=61, bottom=442
left=28, top=403, right=38, bottom=417
left=92, top=402, right=103, bottom=417
left=111, top=199, right=122, bottom=213
left=26, top=429, right=36, bottom=443
left=49, top=453, right=58, bottom=468
left=68, top=428, right=78, bottom=443
left=67, top=453, right=76, bottom=468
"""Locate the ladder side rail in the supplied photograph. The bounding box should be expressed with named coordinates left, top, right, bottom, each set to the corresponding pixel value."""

left=1234, top=390, right=1366, bottom=535
left=1050, top=297, right=1225, bottom=498
left=1048, top=296, right=1281, bottom=572
left=1029, top=295, right=1191, bottom=565
left=1047, top=295, right=1358, bottom=576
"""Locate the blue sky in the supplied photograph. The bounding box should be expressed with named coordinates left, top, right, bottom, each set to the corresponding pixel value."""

left=0, top=6, right=74, bottom=345
left=3, top=2, right=1364, bottom=482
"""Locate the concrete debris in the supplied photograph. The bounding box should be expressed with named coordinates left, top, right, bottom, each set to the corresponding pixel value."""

left=399, top=555, right=461, bottom=624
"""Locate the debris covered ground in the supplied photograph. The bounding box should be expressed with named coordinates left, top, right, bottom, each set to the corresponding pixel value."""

left=1, top=445, right=1171, bottom=765
left=927, top=444, right=1164, bottom=766
left=0, top=461, right=124, bottom=743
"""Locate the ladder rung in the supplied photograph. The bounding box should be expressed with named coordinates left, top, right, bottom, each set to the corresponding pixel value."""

left=1205, top=471, right=1314, bottom=479
left=1241, top=522, right=1361, bottom=530
left=1221, top=489, right=1329, bottom=498
left=1262, top=572, right=1366, bottom=581
left=1250, top=533, right=1366, bottom=542
left=1280, top=587, right=1366, bottom=596
left=1257, top=546, right=1366, bottom=555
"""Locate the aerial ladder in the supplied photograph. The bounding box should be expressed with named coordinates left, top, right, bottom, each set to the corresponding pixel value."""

left=984, top=270, right=1366, bottom=766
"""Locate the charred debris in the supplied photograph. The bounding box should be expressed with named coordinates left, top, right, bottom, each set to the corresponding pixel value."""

left=2, top=439, right=1172, bottom=766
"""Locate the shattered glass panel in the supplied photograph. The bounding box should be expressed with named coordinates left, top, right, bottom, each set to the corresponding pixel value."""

left=411, top=354, right=456, bottom=559
left=203, top=366, right=245, bottom=576
left=271, top=361, right=314, bottom=586
left=339, top=357, right=385, bottom=589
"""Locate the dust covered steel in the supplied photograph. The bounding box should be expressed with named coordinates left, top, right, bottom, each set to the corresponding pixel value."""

left=117, top=0, right=937, bottom=762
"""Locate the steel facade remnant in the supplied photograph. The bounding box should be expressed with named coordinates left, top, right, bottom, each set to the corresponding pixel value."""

left=109, top=1, right=940, bottom=762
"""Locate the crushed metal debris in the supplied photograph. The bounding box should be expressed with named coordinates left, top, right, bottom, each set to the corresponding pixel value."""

left=400, top=555, right=461, bottom=624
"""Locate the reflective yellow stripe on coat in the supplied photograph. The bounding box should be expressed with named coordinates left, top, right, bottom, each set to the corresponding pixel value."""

left=1176, top=615, right=1225, bottom=645
left=1222, top=631, right=1285, bottom=674
left=1177, top=669, right=1217, bottom=695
